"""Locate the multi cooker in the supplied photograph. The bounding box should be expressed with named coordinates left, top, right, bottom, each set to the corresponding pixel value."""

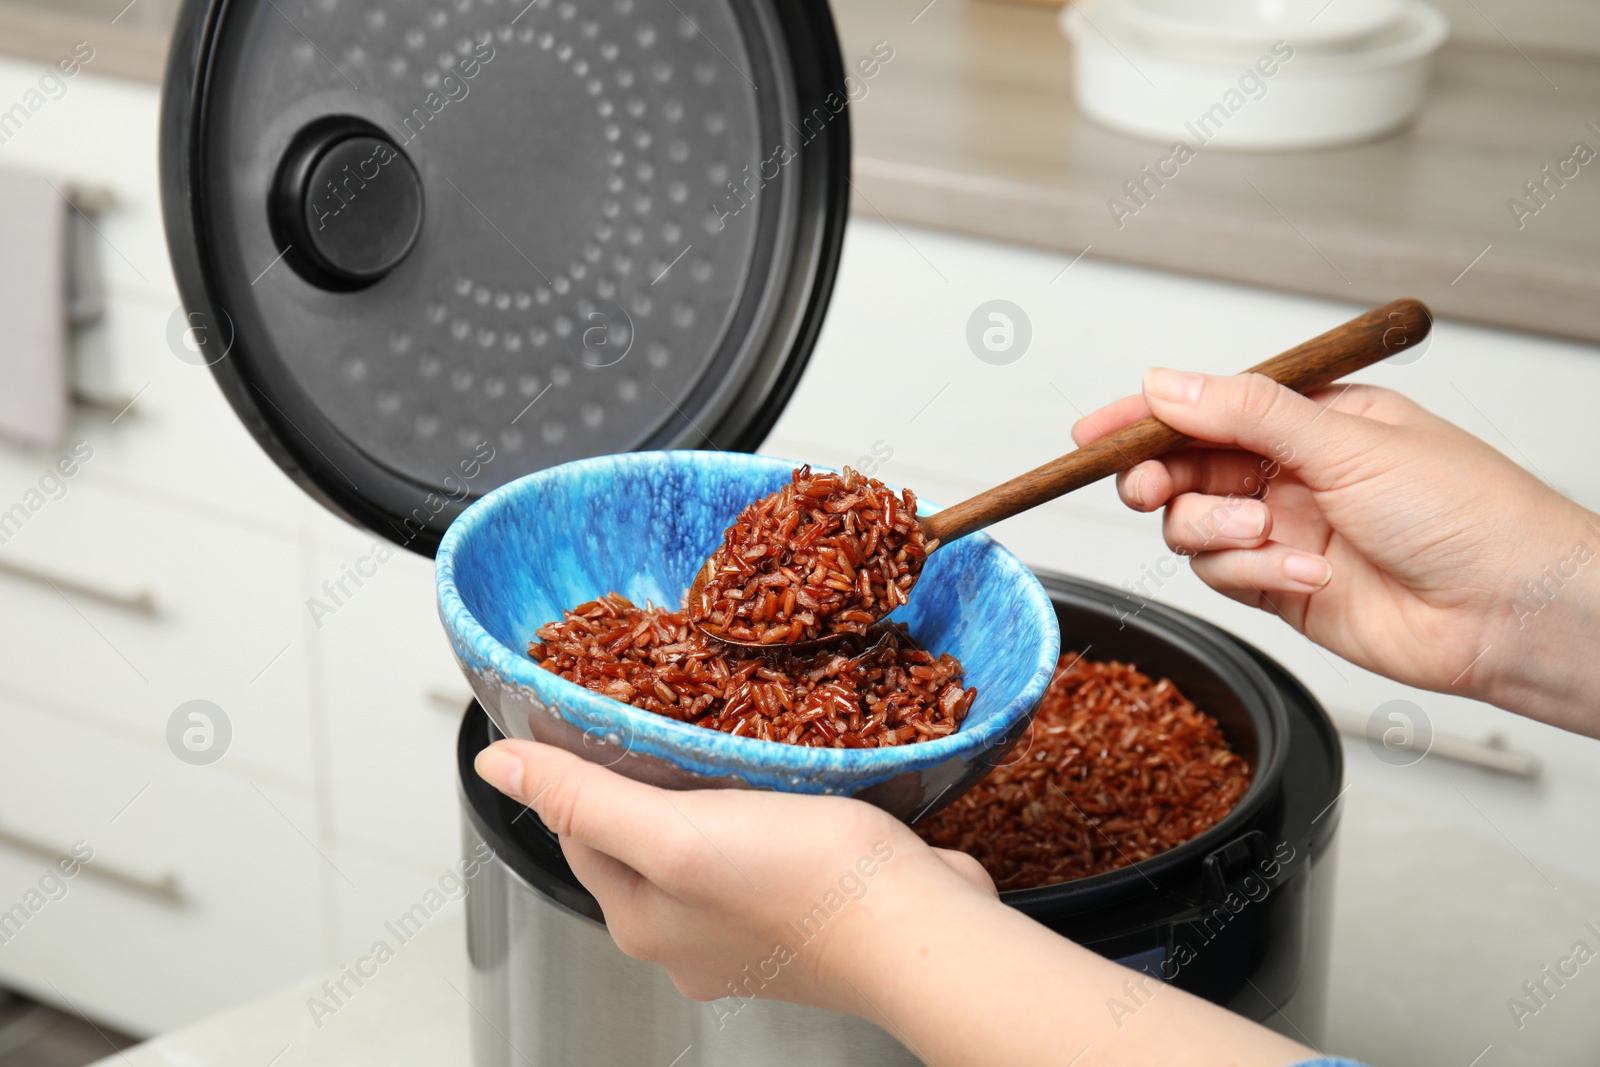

left=158, top=0, right=1343, bottom=1061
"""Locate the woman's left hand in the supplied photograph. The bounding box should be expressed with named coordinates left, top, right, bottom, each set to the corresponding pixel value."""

left=473, top=738, right=996, bottom=1016
left=474, top=739, right=1315, bottom=1067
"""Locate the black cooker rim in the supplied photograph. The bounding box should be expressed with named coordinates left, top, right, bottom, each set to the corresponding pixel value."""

left=459, top=700, right=607, bottom=924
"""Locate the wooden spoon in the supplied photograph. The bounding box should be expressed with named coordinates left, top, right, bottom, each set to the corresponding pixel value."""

left=690, top=297, right=1432, bottom=651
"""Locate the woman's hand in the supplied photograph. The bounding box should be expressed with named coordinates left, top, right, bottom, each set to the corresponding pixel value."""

left=473, top=738, right=1313, bottom=1067
left=473, top=738, right=994, bottom=1015
left=1074, top=370, right=1600, bottom=734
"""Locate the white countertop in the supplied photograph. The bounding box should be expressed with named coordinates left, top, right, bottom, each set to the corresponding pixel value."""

left=91, top=915, right=472, bottom=1067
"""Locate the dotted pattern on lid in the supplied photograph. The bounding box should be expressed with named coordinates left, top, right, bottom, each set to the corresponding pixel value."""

left=208, top=0, right=790, bottom=493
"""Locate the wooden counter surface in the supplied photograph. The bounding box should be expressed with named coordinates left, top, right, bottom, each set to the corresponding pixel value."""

left=836, top=0, right=1600, bottom=343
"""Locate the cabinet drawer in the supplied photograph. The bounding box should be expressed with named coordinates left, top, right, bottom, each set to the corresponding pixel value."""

left=0, top=481, right=315, bottom=784
left=328, top=846, right=475, bottom=966
left=0, top=695, right=326, bottom=1035
left=68, top=293, right=315, bottom=534
left=310, top=535, right=465, bottom=868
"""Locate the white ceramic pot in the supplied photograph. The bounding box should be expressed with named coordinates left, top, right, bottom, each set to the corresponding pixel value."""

left=1063, top=0, right=1449, bottom=150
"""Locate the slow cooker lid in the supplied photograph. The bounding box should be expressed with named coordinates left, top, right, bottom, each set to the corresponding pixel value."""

left=161, top=0, right=849, bottom=555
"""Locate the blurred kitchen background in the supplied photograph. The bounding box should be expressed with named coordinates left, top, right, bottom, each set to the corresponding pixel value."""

left=0, top=0, right=1597, bottom=1064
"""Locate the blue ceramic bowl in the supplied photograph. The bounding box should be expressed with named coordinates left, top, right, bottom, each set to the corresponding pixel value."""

left=435, top=451, right=1060, bottom=821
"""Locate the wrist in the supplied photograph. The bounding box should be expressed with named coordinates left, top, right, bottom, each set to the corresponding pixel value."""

left=808, top=865, right=1312, bottom=1067
left=1479, top=502, right=1600, bottom=734
left=815, top=854, right=991, bottom=1005
left=823, top=871, right=1028, bottom=1061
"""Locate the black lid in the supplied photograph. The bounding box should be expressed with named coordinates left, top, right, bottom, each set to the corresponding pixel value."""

left=161, top=0, right=849, bottom=555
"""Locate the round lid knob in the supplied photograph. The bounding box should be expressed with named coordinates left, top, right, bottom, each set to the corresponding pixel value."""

left=272, top=122, right=424, bottom=289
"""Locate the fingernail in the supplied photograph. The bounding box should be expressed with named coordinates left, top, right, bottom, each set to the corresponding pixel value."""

left=1220, top=502, right=1266, bottom=540
left=1144, top=368, right=1204, bottom=404
left=1127, top=465, right=1146, bottom=507
left=475, top=745, right=525, bottom=798
left=1284, top=553, right=1332, bottom=589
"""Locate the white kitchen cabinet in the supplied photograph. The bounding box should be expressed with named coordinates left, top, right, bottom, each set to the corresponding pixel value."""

left=307, top=525, right=468, bottom=871
left=0, top=479, right=316, bottom=788
left=326, top=846, right=471, bottom=970
left=0, top=693, right=327, bottom=1035
left=777, top=219, right=1600, bottom=897
left=66, top=291, right=317, bottom=537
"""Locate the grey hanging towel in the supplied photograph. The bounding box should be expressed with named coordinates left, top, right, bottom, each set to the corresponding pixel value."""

left=0, top=167, right=69, bottom=447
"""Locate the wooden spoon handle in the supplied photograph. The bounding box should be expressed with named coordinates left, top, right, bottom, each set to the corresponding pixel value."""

left=918, top=297, right=1433, bottom=546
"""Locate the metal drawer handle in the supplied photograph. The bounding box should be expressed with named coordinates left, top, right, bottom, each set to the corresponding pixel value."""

left=0, top=557, right=158, bottom=618
left=71, top=386, right=142, bottom=421
left=0, top=825, right=184, bottom=907
left=1330, top=709, right=1541, bottom=779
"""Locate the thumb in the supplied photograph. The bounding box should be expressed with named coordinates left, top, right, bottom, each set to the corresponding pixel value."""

left=1141, top=369, right=1379, bottom=487
left=474, top=738, right=688, bottom=870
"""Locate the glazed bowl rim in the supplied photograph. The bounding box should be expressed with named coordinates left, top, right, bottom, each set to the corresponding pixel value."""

left=435, top=450, right=1062, bottom=782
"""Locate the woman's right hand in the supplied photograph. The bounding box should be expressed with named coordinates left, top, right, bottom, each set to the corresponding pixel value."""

left=1073, top=369, right=1600, bottom=736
